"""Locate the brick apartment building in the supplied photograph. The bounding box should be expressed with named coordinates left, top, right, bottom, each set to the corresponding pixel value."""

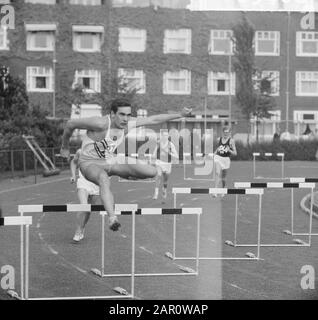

left=1, top=0, right=318, bottom=140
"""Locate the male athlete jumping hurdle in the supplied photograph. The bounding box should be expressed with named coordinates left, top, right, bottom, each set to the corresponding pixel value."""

left=60, top=98, right=192, bottom=231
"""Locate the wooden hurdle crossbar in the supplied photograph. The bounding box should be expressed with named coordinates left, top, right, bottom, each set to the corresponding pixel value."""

left=0, top=216, right=33, bottom=301
left=183, top=153, right=215, bottom=181
left=17, top=204, right=202, bottom=300
left=234, top=182, right=315, bottom=250
left=166, top=188, right=264, bottom=261
left=253, top=152, right=285, bottom=179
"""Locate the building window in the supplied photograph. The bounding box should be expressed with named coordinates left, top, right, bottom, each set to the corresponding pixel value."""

left=25, top=24, right=56, bottom=51
left=0, top=26, right=9, bottom=50
left=163, top=70, right=191, bottom=95
left=72, top=25, right=104, bottom=52
left=294, top=110, right=318, bottom=137
left=112, top=0, right=134, bottom=6
left=209, top=30, right=233, bottom=55
left=25, top=0, right=56, bottom=3
left=164, top=29, right=191, bottom=54
left=69, top=0, right=102, bottom=4
left=118, top=68, right=145, bottom=94
left=251, top=110, right=281, bottom=139
left=118, top=28, right=146, bottom=52
left=73, top=69, right=101, bottom=93
left=254, top=70, right=280, bottom=96
left=208, top=72, right=235, bottom=95
left=26, top=66, right=54, bottom=92
left=296, top=31, right=318, bottom=57
left=296, top=71, right=318, bottom=96
left=255, top=31, right=280, bottom=56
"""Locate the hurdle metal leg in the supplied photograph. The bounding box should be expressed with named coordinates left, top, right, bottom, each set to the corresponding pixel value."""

left=234, top=194, right=238, bottom=246
left=101, top=211, right=105, bottom=277
left=253, top=155, right=256, bottom=179
left=20, top=223, right=24, bottom=300
left=131, top=205, right=135, bottom=298
left=25, top=224, right=29, bottom=300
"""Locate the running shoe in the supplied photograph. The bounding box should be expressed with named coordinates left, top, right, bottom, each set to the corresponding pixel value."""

left=109, top=216, right=121, bottom=231
left=73, top=229, right=84, bottom=242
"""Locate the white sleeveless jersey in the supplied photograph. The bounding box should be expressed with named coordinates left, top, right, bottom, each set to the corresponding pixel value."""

left=156, top=140, right=176, bottom=162
left=79, top=115, right=125, bottom=162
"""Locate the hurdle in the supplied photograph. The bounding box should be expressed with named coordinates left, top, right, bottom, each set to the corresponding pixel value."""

left=253, top=152, right=285, bottom=179
left=285, top=177, right=318, bottom=237
left=18, top=203, right=137, bottom=300
left=17, top=204, right=202, bottom=300
left=183, top=153, right=215, bottom=181
left=0, top=216, right=33, bottom=300
left=165, top=188, right=264, bottom=261
left=117, top=153, right=155, bottom=183
left=233, top=182, right=314, bottom=250
left=91, top=207, right=202, bottom=278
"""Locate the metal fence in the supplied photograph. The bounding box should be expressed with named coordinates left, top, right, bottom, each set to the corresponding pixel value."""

left=0, top=147, right=76, bottom=179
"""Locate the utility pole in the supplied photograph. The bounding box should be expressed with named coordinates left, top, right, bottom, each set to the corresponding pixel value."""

left=285, top=11, right=291, bottom=132
left=52, top=34, right=57, bottom=119
left=107, top=0, right=112, bottom=103
left=228, top=48, right=232, bottom=125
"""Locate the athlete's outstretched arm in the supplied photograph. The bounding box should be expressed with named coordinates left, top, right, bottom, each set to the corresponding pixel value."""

left=130, top=107, right=192, bottom=128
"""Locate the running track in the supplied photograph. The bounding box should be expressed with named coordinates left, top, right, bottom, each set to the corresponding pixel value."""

left=0, top=161, right=317, bottom=300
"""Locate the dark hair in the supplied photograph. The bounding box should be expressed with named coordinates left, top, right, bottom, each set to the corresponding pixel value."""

left=110, top=98, right=132, bottom=114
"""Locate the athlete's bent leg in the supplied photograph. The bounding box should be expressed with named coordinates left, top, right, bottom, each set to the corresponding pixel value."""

left=221, top=169, right=228, bottom=188
left=162, top=172, right=169, bottom=199
left=77, top=188, right=90, bottom=229
left=110, top=161, right=157, bottom=180
left=81, top=164, right=120, bottom=231
left=213, top=162, right=222, bottom=197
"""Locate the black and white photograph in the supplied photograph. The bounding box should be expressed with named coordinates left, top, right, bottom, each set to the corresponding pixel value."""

left=0, top=0, right=318, bottom=307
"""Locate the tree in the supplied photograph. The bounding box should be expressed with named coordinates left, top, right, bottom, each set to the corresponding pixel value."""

left=232, top=15, right=276, bottom=143
left=253, top=72, right=277, bottom=142
left=69, top=73, right=140, bottom=116
left=232, top=15, right=256, bottom=121
left=0, top=66, right=63, bottom=149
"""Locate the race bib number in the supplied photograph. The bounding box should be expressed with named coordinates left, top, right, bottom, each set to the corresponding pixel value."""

left=94, top=139, right=117, bottom=158
left=218, top=145, right=230, bottom=155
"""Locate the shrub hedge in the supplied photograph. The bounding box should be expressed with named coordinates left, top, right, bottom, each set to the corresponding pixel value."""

left=232, top=139, right=318, bottom=161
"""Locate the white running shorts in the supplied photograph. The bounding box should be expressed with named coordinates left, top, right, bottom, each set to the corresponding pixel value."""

left=155, top=160, right=172, bottom=174
left=213, top=154, right=231, bottom=170
left=77, top=175, right=100, bottom=196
